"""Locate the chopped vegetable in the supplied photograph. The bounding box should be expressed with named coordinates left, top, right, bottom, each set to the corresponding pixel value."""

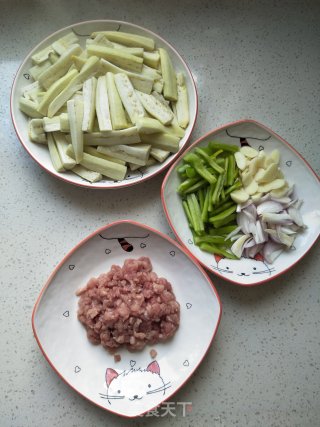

left=92, top=31, right=155, bottom=51
left=177, top=142, right=240, bottom=257
left=99, top=59, right=153, bottom=94
left=143, top=51, right=160, bottom=68
left=38, top=69, right=79, bottom=115
left=106, top=72, right=127, bottom=130
left=51, top=32, right=79, bottom=55
left=72, top=164, right=102, bottom=183
left=47, top=133, right=65, bottom=172
left=84, top=146, right=126, bottom=165
left=19, top=29, right=190, bottom=183
left=29, top=60, right=52, bottom=81
left=38, top=44, right=82, bottom=90
left=114, top=73, right=145, bottom=124
left=67, top=98, right=84, bottom=163
left=159, top=48, right=177, bottom=101
left=97, top=144, right=151, bottom=166
left=82, top=76, right=97, bottom=132
left=135, top=116, right=184, bottom=137
left=150, top=147, right=170, bottom=162
left=67, top=145, right=127, bottom=181
left=53, top=132, right=76, bottom=170
left=19, top=98, right=43, bottom=118
left=174, top=73, right=189, bottom=128
left=28, top=119, right=47, bottom=144
left=81, top=127, right=140, bottom=146
left=87, top=44, right=143, bottom=73
left=229, top=147, right=305, bottom=261
left=95, top=75, right=112, bottom=131
left=136, top=91, right=174, bottom=125
left=43, top=116, right=61, bottom=132
left=140, top=133, right=180, bottom=153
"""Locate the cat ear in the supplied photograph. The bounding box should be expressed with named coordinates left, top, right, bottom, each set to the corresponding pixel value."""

left=146, top=361, right=160, bottom=375
left=254, top=253, right=264, bottom=262
left=106, top=368, right=118, bottom=386
left=214, top=254, right=224, bottom=264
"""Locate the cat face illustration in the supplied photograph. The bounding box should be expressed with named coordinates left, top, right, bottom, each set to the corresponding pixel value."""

left=99, top=361, right=170, bottom=406
left=212, top=253, right=275, bottom=278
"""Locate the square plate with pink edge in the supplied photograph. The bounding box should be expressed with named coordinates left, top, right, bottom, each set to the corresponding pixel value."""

left=11, top=20, right=197, bottom=189
left=32, top=220, right=221, bottom=417
left=161, top=119, right=320, bottom=286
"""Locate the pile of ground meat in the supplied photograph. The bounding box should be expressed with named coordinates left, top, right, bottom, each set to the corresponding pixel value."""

left=76, top=257, right=180, bottom=351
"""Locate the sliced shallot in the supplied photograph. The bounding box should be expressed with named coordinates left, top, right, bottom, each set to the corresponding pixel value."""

left=225, top=226, right=242, bottom=240
left=247, top=243, right=263, bottom=258
left=237, top=212, right=251, bottom=234
left=231, top=235, right=251, bottom=258
left=276, top=225, right=295, bottom=247
left=256, top=200, right=284, bottom=215
left=288, top=206, right=305, bottom=227
left=261, top=212, right=292, bottom=225
left=263, top=241, right=284, bottom=264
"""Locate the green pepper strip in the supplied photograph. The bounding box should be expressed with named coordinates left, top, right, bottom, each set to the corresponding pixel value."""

left=223, top=157, right=229, bottom=187
left=214, top=194, right=231, bottom=207
left=212, top=173, right=224, bottom=205
left=227, top=154, right=235, bottom=186
left=184, top=179, right=207, bottom=194
left=194, top=235, right=232, bottom=245
left=186, top=165, right=197, bottom=178
left=177, top=164, right=188, bottom=175
left=178, top=177, right=200, bottom=194
left=207, top=183, right=216, bottom=213
left=198, top=188, right=205, bottom=211
left=194, top=147, right=224, bottom=174
left=208, top=225, right=238, bottom=236
left=211, top=149, right=223, bottom=158
left=215, top=157, right=225, bottom=166
left=183, top=153, right=217, bottom=185
left=209, top=205, right=237, bottom=222
left=201, top=187, right=211, bottom=222
left=211, top=200, right=235, bottom=216
left=211, top=213, right=237, bottom=228
left=224, top=180, right=242, bottom=195
left=182, top=200, right=194, bottom=228
left=199, top=243, right=238, bottom=259
left=187, top=193, right=204, bottom=234
left=209, top=141, right=239, bottom=153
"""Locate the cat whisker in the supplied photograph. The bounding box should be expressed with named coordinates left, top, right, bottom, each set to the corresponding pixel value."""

left=211, top=266, right=233, bottom=274
left=148, top=381, right=171, bottom=393
left=253, top=269, right=275, bottom=275
left=147, top=385, right=171, bottom=395
left=99, top=394, right=125, bottom=400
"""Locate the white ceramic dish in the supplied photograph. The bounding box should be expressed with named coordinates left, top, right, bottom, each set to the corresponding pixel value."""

left=11, top=20, right=198, bottom=189
left=32, top=220, right=221, bottom=418
left=162, top=119, right=320, bottom=286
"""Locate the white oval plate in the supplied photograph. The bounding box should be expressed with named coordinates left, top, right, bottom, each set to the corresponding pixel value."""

left=11, top=20, right=197, bottom=189
left=162, top=119, right=320, bottom=286
left=32, top=220, right=221, bottom=418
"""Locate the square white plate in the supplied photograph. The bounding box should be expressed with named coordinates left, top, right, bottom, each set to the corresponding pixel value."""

left=162, top=120, right=320, bottom=286
left=32, top=220, right=221, bottom=417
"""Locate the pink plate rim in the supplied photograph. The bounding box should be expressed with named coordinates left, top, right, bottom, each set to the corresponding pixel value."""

left=10, top=19, right=198, bottom=190
left=31, top=219, right=222, bottom=418
left=161, top=118, right=320, bottom=287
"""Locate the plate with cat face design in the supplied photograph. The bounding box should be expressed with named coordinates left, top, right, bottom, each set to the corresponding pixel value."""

left=161, top=119, right=320, bottom=286
left=32, top=220, right=221, bottom=418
